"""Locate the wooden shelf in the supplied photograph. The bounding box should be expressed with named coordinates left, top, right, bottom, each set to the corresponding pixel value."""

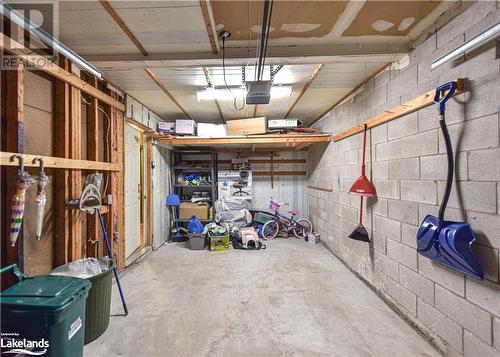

left=173, top=166, right=213, bottom=171
left=174, top=184, right=213, bottom=188
left=177, top=218, right=213, bottom=223
left=0, top=152, right=119, bottom=171
left=332, top=79, right=465, bottom=142
left=155, top=133, right=331, bottom=152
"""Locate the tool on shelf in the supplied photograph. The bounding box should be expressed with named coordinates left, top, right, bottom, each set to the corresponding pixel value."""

left=348, top=124, right=376, bottom=242
left=9, top=154, right=33, bottom=247
left=417, top=82, right=484, bottom=280
left=32, top=157, right=48, bottom=240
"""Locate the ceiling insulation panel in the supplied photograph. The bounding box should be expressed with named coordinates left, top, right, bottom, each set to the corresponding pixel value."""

left=312, top=62, right=386, bottom=88
left=128, top=90, right=189, bottom=120
left=59, top=5, right=137, bottom=55
left=170, top=90, right=222, bottom=123
left=287, top=87, right=352, bottom=126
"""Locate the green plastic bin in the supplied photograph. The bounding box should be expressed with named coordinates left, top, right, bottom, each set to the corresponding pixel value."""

left=0, top=264, right=91, bottom=357
left=52, top=259, right=113, bottom=344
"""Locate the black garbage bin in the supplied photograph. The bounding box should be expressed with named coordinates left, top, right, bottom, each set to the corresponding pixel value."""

left=51, top=258, right=113, bottom=344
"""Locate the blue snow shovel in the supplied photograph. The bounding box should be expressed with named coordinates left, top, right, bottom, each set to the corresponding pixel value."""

left=416, top=82, right=484, bottom=280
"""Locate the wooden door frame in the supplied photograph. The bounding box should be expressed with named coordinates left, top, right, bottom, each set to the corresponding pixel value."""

left=125, top=121, right=153, bottom=255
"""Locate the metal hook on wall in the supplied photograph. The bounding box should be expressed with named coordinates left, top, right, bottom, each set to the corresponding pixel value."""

left=9, top=154, right=24, bottom=173
left=32, top=156, right=49, bottom=241
left=32, top=156, right=46, bottom=175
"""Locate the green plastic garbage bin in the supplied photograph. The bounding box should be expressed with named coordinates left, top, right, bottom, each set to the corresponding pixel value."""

left=51, top=258, right=113, bottom=344
left=0, top=264, right=91, bottom=357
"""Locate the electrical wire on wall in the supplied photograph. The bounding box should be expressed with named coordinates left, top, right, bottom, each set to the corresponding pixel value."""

left=221, top=33, right=245, bottom=110
left=81, top=94, right=111, bottom=196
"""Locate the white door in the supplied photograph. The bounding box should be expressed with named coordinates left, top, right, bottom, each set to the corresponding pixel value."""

left=152, top=145, right=170, bottom=248
left=125, top=124, right=142, bottom=257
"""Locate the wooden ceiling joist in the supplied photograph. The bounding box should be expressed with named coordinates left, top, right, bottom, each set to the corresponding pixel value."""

left=199, top=0, right=219, bottom=54
left=0, top=34, right=124, bottom=111
left=310, top=62, right=391, bottom=127
left=202, top=67, right=224, bottom=122
left=144, top=67, right=193, bottom=119
left=285, top=64, right=324, bottom=118
left=99, top=0, right=149, bottom=56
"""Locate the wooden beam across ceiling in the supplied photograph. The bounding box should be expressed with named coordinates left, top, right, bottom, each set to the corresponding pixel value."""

left=285, top=64, right=324, bottom=118
left=310, top=62, right=391, bottom=127
left=99, top=0, right=149, bottom=57
left=202, top=67, right=224, bottom=122
left=144, top=67, right=192, bottom=119
left=199, top=0, right=219, bottom=54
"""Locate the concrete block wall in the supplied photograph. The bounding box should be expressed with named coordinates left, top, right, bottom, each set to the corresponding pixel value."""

left=309, top=2, right=500, bottom=356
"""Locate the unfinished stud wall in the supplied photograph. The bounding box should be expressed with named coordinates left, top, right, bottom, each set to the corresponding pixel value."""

left=23, top=71, right=56, bottom=275
left=309, top=2, right=499, bottom=356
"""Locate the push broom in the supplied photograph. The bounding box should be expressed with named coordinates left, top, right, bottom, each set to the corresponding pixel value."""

left=348, top=124, right=376, bottom=242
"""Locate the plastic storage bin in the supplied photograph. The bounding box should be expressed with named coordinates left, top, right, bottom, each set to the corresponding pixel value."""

left=0, top=264, right=91, bottom=357
left=188, top=233, right=207, bottom=250
left=209, top=235, right=230, bottom=251
left=51, top=258, right=113, bottom=344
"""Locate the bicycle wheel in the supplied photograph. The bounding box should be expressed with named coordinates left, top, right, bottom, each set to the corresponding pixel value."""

left=262, top=220, right=279, bottom=240
left=292, top=219, right=313, bottom=239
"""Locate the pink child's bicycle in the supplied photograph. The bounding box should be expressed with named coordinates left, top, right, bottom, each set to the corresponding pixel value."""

left=262, top=198, right=313, bottom=240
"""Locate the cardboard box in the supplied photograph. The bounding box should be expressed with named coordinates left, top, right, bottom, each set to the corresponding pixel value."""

left=197, top=123, right=227, bottom=137
left=226, top=117, right=266, bottom=135
left=268, top=118, right=298, bottom=129
left=175, top=119, right=197, bottom=135
left=157, top=122, right=175, bottom=134
left=179, top=202, right=210, bottom=220
left=218, top=170, right=252, bottom=200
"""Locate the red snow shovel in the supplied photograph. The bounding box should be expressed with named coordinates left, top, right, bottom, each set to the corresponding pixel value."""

left=348, top=124, right=376, bottom=242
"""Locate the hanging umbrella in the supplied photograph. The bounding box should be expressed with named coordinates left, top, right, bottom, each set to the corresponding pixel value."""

left=9, top=155, right=33, bottom=247
left=33, top=157, right=48, bottom=240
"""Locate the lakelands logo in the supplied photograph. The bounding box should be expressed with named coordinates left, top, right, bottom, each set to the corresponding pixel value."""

left=1, top=333, right=49, bottom=355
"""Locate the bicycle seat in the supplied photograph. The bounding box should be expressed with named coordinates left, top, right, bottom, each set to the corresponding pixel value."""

left=288, top=210, right=299, bottom=216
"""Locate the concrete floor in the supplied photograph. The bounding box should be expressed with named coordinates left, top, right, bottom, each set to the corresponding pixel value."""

left=85, top=239, right=440, bottom=357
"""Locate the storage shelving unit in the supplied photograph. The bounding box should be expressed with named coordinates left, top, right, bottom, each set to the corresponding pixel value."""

left=170, top=150, right=217, bottom=226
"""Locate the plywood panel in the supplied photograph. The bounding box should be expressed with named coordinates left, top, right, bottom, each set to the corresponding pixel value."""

left=212, top=1, right=347, bottom=40
left=22, top=71, right=55, bottom=275
left=343, top=1, right=441, bottom=37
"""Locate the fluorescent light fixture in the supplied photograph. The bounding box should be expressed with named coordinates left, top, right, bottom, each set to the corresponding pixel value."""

left=0, top=3, right=103, bottom=78
left=271, top=85, right=292, bottom=98
left=431, top=22, right=500, bottom=70
left=196, top=85, right=291, bottom=101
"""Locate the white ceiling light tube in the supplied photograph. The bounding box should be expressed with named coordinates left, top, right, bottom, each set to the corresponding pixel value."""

left=0, top=3, right=103, bottom=78
left=431, top=22, right=500, bottom=70
left=271, top=85, right=292, bottom=98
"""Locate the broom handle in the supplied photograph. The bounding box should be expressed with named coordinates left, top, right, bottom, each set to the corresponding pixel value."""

left=359, top=196, right=364, bottom=224
left=361, top=124, right=367, bottom=176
